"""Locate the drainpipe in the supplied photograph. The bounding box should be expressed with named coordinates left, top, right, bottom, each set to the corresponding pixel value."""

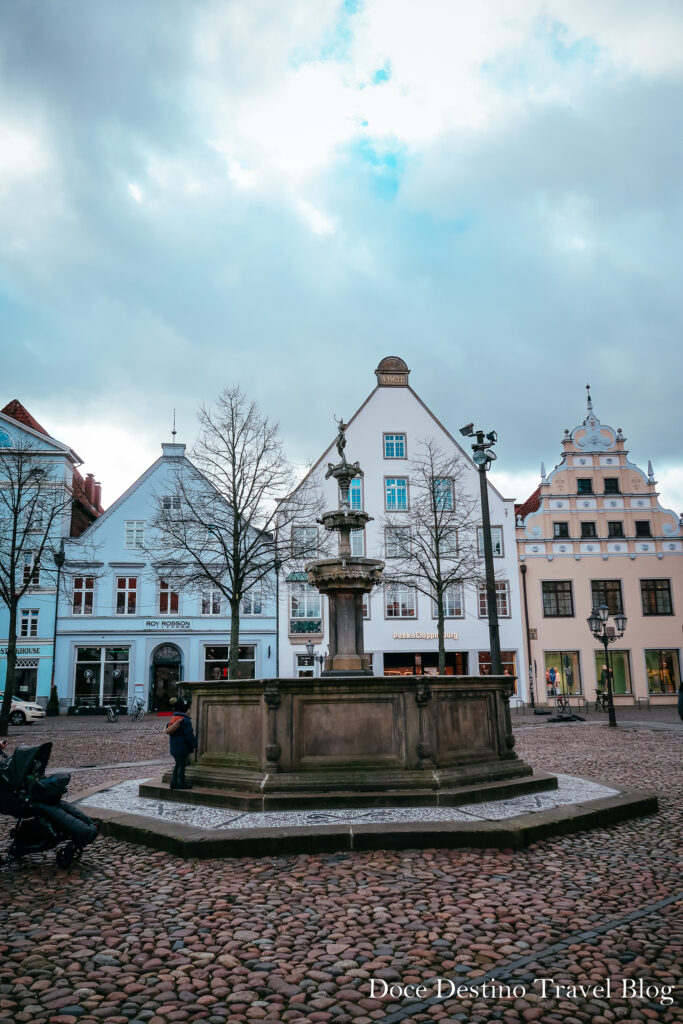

left=520, top=563, right=535, bottom=708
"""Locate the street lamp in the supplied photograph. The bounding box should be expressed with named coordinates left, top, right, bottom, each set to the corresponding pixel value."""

left=50, top=540, right=66, bottom=694
left=587, top=602, right=627, bottom=728
left=460, top=422, right=502, bottom=675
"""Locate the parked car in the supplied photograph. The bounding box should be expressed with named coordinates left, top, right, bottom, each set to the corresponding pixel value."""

left=0, top=693, right=46, bottom=726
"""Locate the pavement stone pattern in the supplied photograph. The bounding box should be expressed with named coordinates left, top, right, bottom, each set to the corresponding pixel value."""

left=0, top=713, right=681, bottom=1024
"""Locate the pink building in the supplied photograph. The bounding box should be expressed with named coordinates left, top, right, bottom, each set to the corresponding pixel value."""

left=516, top=390, right=682, bottom=708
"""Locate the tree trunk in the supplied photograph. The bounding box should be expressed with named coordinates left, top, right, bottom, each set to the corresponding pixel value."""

left=437, top=593, right=446, bottom=676
left=228, top=598, right=241, bottom=679
left=0, top=600, right=19, bottom=736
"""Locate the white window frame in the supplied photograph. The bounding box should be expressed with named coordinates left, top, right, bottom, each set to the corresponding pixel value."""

left=20, top=609, right=39, bottom=638
left=385, top=477, right=408, bottom=511
left=72, top=576, right=95, bottom=615
left=289, top=583, right=321, bottom=620
left=124, top=520, right=145, bottom=549
left=292, top=526, right=318, bottom=557
left=348, top=476, right=363, bottom=510
left=159, top=579, right=179, bottom=615
left=161, top=495, right=181, bottom=511
left=432, top=477, right=454, bottom=511
left=350, top=530, right=365, bottom=557
left=22, top=552, right=41, bottom=587
left=242, top=583, right=264, bottom=616
left=385, top=526, right=411, bottom=558
left=438, top=528, right=459, bottom=558
left=478, top=580, right=511, bottom=618
left=477, top=525, right=504, bottom=558
left=432, top=583, right=464, bottom=619
left=385, top=585, right=417, bottom=618
left=115, top=576, right=138, bottom=615
left=201, top=587, right=222, bottom=616
left=383, top=433, right=407, bottom=459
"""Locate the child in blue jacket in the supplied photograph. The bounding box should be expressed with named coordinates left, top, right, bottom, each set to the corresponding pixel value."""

left=165, top=698, right=197, bottom=789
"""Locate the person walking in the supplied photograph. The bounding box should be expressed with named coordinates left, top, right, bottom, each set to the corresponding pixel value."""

left=165, top=698, right=197, bottom=790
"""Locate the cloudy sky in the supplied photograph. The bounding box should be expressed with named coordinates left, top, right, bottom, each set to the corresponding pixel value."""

left=1, top=0, right=682, bottom=512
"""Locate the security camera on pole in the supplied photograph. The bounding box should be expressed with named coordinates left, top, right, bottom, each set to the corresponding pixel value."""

left=460, top=423, right=502, bottom=676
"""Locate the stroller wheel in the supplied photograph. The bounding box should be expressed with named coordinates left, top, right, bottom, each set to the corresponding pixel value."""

left=56, top=841, right=76, bottom=868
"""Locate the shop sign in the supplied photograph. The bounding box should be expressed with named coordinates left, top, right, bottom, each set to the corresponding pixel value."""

left=144, top=619, right=192, bottom=630
left=0, top=646, right=44, bottom=656
left=393, top=631, right=458, bottom=641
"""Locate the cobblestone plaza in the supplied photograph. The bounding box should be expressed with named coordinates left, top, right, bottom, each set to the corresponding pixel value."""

left=0, top=711, right=681, bottom=1024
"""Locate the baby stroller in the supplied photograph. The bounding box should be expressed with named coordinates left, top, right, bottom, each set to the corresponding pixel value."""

left=0, top=741, right=98, bottom=867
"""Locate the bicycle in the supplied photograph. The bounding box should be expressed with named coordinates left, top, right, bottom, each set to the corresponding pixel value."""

left=129, top=696, right=146, bottom=722
left=105, top=704, right=119, bottom=723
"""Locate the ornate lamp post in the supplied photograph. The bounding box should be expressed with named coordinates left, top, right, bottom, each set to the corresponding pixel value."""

left=50, top=540, right=66, bottom=693
left=587, top=603, right=627, bottom=729
left=305, top=640, right=326, bottom=676
left=460, top=423, right=502, bottom=675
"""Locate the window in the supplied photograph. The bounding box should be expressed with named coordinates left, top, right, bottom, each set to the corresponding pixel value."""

left=242, top=584, right=263, bottom=615
left=477, top=526, right=503, bottom=557
left=591, top=579, right=623, bottom=616
left=162, top=495, right=181, bottom=511
left=542, top=580, right=574, bottom=617
left=439, top=528, right=458, bottom=557
left=646, top=650, right=680, bottom=694
left=159, top=579, right=179, bottom=615
left=608, top=521, right=624, bottom=538
left=124, top=520, right=145, bottom=549
left=478, top=651, right=517, bottom=686
left=20, top=609, right=39, bottom=638
left=115, top=577, right=137, bottom=615
left=641, top=579, right=673, bottom=615
left=74, top=646, right=129, bottom=705
left=385, top=478, right=408, bottom=511
left=22, top=553, right=40, bottom=586
left=289, top=583, right=322, bottom=633
left=350, top=530, right=365, bottom=556
left=203, top=645, right=256, bottom=681
left=553, top=522, right=569, bottom=539
left=635, top=521, right=652, bottom=538
left=349, top=476, right=363, bottom=510
left=432, top=478, right=453, bottom=510
left=292, top=526, right=318, bottom=557
left=362, top=593, right=370, bottom=619
left=433, top=583, right=464, bottom=619
left=581, top=522, right=597, bottom=539
left=201, top=587, right=222, bottom=615
left=73, top=577, right=94, bottom=615
left=593, top=651, right=631, bottom=695
left=576, top=479, right=593, bottom=494
left=603, top=478, right=620, bottom=494
left=385, top=527, right=411, bottom=558
left=544, top=652, right=581, bottom=695
left=478, top=581, right=510, bottom=618
left=385, top=585, right=417, bottom=618
left=384, top=433, right=406, bottom=459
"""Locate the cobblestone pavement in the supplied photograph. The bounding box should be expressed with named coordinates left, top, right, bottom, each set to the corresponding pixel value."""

left=0, top=717, right=681, bottom=1024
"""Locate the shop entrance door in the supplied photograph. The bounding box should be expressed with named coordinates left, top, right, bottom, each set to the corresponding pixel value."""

left=151, top=644, right=182, bottom=711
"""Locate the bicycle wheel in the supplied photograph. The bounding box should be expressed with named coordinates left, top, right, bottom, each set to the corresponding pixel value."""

left=106, top=706, right=116, bottom=722
left=133, top=706, right=145, bottom=722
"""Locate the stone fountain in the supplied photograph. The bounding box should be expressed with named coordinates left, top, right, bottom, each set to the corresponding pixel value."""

left=141, top=420, right=550, bottom=811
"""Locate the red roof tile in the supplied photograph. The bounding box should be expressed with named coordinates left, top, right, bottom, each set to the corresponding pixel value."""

left=515, top=486, right=541, bottom=522
left=1, top=399, right=50, bottom=437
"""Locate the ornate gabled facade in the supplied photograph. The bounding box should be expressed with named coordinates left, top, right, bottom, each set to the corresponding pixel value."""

left=516, top=389, right=683, bottom=705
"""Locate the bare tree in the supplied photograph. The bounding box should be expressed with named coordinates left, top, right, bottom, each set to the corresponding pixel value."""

left=0, top=442, right=73, bottom=734
left=381, top=437, right=485, bottom=675
left=149, top=387, right=321, bottom=680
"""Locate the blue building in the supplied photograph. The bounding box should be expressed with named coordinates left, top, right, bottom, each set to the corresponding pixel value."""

left=54, top=441, right=277, bottom=711
left=0, top=401, right=103, bottom=704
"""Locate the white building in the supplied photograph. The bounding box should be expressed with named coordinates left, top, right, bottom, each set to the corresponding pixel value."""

left=278, top=357, right=527, bottom=692
left=54, top=442, right=276, bottom=711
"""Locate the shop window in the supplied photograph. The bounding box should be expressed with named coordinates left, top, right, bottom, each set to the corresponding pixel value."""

left=477, top=581, right=510, bottom=618
left=292, top=526, right=318, bottom=557
left=20, top=609, right=39, bottom=638
left=478, top=651, right=517, bottom=689
left=72, top=577, right=95, bottom=615
left=544, top=652, right=581, bottom=695
left=603, top=478, right=620, bottom=494
left=635, top=521, right=652, bottom=538
left=608, top=521, right=624, bottom=538
left=590, top=579, right=623, bottom=615
left=242, top=584, right=263, bottom=615
left=593, top=651, right=631, bottom=695
left=477, top=526, right=503, bottom=556
left=385, top=478, right=408, bottom=511
left=645, top=650, right=680, bottom=694
left=124, top=520, right=145, bottom=549
left=432, top=584, right=464, bottom=619
left=74, top=646, right=129, bottom=705
left=385, top=585, right=417, bottom=618
left=384, top=433, right=406, bottom=459
left=350, top=530, right=365, bottom=556
left=581, top=522, right=597, bottom=538
left=159, top=579, right=179, bottom=615
left=289, top=582, right=322, bottom=633
left=14, top=660, right=39, bottom=701
left=385, top=527, right=411, bottom=558
left=201, top=587, right=222, bottom=615
left=576, top=479, right=593, bottom=494
left=203, top=645, right=256, bottom=680
left=542, top=581, right=574, bottom=617
left=116, top=577, right=137, bottom=615
left=553, top=522, right=569, bottom=539
left=432, top=478, right=454, bottom=511
left=640, top=579, right=673, bottom=616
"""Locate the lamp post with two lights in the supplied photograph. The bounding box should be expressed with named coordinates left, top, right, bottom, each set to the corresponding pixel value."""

left=587, top=603, right=627, bottom=729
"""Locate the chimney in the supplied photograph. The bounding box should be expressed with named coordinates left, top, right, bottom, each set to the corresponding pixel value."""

left=85, top=473, right=96, bottom=504
left=94, top=481, right=102, bottom=510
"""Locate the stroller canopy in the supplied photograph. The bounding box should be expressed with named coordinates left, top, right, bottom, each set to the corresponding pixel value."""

left=3, top=742, right=53, bottom=791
